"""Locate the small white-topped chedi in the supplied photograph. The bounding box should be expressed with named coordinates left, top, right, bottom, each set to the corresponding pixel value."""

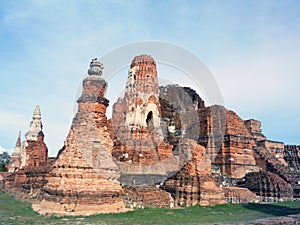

left=20, top=105, right=44, bottom=168
left=8, top=131, right=22, bottom=172
left=25, top=106, right=43, bottom=141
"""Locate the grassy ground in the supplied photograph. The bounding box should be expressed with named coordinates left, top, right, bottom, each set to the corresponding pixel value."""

left=0, top=192, right=299, bottom=225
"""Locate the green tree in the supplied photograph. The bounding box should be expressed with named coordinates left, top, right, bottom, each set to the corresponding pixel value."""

left=0, top=152, right=10, bottom=172
left=0, top=163, right=7, bottom=172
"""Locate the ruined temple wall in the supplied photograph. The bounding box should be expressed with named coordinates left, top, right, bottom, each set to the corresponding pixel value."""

left=217, top=135, right=259, bottom=178
left=25, top=134, right=48, bottom=168
left=4, top=154, right=52, bottom=200
left=284, top=145, right=300, bottom=170
left=257, top=140, right=287, bottom=166
left=195, top=104, right=290, bottom=181
left=239, top=171, right=294, bottom=202
left=222, top=187, right=257, bottom=203
left=253, top=150, right=267, bottom=172
left=244, top=119, right=262, bottom=133
left=123, top=186, right=172, bottom=208
left=161, top=139, right=225, bottom=207
left=284, top=145, right=300, bottom=198
left=196, top=106, right=260, bottom=178
left=244, top=119, right=266, bottom=141
left=197, top=105, right=226, bottom=161
left=226, top=110, right=252, bottom=137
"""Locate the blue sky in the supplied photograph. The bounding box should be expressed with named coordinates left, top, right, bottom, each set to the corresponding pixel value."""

left=0, top=0, right=299, bottom=156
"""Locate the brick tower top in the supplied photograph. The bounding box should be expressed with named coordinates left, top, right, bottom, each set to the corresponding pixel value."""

left=130, top=54, right=157, bottom=76
left=88, top=58, right=104, bottom=76
left=77, top=58, right=109, bottom=107
left=127, top=54, right=158, bottom=96
left=121, top=55, right=161, bottom=128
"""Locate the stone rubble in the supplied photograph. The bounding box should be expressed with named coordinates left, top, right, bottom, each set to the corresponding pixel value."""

left=161, top=139, right=225, bottom=206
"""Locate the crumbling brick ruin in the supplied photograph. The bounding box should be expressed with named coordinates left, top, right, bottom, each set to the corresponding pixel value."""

left=4, top=106, right=51, bottom=199
left=2, top=54, right=300, bottom=216
left=33, top=59, right=126, bottom=216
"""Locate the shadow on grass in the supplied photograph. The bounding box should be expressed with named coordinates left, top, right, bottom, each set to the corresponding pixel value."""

left=242, top=203, right=300, bottom=217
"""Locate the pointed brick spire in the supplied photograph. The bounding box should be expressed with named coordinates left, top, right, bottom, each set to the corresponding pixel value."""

left=12, top=131, right=22, bottom=156
left=15, top=131, right=21, bottom=147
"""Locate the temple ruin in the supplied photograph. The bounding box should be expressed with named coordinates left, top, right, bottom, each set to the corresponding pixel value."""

left=1, top=54, right=299, bottom=216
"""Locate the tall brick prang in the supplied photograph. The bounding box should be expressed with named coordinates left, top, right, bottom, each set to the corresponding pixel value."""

left=33, top=58, right=126, bottom=216
left=112, top=55, right=173, bottom=165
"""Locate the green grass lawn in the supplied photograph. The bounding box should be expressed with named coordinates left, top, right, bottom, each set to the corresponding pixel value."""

left=0, top=191, right=299, bottom=225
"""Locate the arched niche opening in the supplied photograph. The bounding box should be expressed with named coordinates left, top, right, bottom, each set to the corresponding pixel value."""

left=146, top=111, right=154, bottom=131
